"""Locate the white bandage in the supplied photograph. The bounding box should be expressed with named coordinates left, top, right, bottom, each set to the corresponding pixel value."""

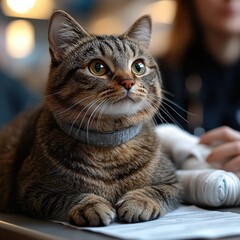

left=156, top=124, right=240, bottom=207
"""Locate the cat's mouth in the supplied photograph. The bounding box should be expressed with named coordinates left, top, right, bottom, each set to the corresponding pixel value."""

left=115, top=92, right=137, bottom=104
left=118, top=95, right=135, bottom=103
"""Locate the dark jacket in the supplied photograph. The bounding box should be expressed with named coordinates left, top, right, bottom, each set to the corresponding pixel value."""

left=0, top=71, right=38, bottom=128
left=156, top=44, right=240, bottom=134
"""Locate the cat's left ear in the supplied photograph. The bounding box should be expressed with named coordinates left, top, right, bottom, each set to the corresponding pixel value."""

left=48, top=10, right=90, bottom=62
left=123, top=15, right=152, bottom=48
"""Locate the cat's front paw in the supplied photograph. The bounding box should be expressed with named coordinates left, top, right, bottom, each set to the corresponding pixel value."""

left=69, top=194, right=115, bottom=226
left=116, top=190, right=161, bottom=223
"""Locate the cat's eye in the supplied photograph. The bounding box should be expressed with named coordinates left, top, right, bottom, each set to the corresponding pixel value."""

left=89, top=60, right=107, bottom=76
left=131, top=60, right=146, bottom=75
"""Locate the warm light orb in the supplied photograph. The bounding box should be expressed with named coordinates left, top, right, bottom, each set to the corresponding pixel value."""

left=91, top=17, right=123, bottom=34
left=2, top=0, right=54, bottom=19
left=6, top=20, right=35, bottom=58
left=6, top=0, right=36, bottom=14
left=145, top=0, right=177, bottom=24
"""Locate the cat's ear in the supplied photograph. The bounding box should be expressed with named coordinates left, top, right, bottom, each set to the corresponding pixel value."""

left=48, top=10, right=90, bottom=62
left=123, top=15, right=152, bottom=48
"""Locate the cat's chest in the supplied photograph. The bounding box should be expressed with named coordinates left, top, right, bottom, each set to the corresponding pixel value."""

left=53, top=143, right=159, bottom=199
left=63, top=145, right=156, bottom=181
left=40, top=121, right=161, bottom=201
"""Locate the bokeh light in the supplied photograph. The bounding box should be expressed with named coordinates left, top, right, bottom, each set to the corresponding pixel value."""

left=1, top=0, right=54, bottom=19
left=6, top=20, right=35, bottom=58
left=144, top=0, right=177, bottom=24
left=6, top=0, right=36, bottom=14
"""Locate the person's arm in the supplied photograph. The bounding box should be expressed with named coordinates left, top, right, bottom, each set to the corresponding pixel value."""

left=199, top=126, right=240, bottom=172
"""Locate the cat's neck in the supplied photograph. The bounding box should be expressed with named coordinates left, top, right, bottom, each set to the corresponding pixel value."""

left=54, top=115, right=143, bottom=147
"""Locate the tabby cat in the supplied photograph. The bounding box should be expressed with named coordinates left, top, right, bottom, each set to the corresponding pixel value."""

left=0, top=10, right=182, bottom=226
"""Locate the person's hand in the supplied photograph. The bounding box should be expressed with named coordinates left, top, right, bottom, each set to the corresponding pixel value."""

left=199, top=126, right=240, bottom=172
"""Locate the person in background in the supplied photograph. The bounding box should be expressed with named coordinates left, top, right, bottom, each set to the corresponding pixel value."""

left=0, top=70, right=38, bottom=129
left=156, top=0, right=240, bottom=172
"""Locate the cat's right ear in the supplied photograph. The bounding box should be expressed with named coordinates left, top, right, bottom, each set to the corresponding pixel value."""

left=123, top=15, right=152, bottom=49
left=48, top=10, right=90, bottom=62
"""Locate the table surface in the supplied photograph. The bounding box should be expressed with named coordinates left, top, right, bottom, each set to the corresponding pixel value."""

left=0, top=212, right=117, bottom=240
left=1, top=208, right=240, bottom=240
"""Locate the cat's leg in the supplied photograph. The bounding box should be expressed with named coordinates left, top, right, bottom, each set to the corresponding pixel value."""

left=18, top=187, right=115, bottom=226
left=116, top=183, right=181, bottom=223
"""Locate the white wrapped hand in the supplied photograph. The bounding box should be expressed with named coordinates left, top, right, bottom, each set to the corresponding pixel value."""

left=156, top=124, right=240, bottom=207
left=177, top=169, right=240, bottom=207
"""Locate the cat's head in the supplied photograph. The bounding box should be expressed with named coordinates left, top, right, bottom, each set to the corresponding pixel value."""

left=46, top=10, right=162, bottom=130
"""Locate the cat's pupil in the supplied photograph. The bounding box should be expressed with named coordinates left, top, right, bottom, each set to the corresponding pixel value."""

left=95, top=63, right=104, bottom=72
left=135, top=63, right=143, bottom=72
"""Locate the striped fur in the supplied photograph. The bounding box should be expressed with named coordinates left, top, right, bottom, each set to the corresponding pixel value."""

left=0, top=10, right=182, bottom=226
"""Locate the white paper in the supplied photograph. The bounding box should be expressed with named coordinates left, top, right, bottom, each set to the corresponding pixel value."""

left=56, top=205, right=240, bottom=240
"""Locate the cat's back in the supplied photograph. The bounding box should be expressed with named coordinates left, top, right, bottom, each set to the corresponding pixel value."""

left=0, top=106, right=42, bottom=212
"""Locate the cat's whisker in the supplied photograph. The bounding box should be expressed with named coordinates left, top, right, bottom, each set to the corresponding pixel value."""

left=162, top=96, right=194, bottom=116
left=96, top=99, right=110, bottom=133
left=155, top=112, right=169, bottom=125
left=56, top=95, right=93, bottom=116
left=151, top=117, right=158, bottom=126
left=153, top=110, right=166, bottom=125
left=147, top=99, right=162, bottom=112
left=76, top=97, right=106, bottom=137
left=161, top=99, right=188, bottom=123
left=144, top=98, right=170, bottom=125
left=86, top=102, right=101, bottom=142
left=43, top=89, right=94, bottom=100
left=160, top=105, right=183, bottom=129
left=141, top=95, right=171, bottom=126
left=86, top=98, right=109, bottom=139
left=68, top=98, right=98, bottom=135
left=145, top=93, right=186, bottom=127
left=86, top=101, right=102, bottom=131
left=161, top=89, right=175, bottom=97
left=145, top=93, right=161, bottom=104
left=139, top=96, right=158, bottom=121
left=143, top=95, right=161, bottom=112
left=41, top=89, right=66, bottom=99
left=90, top=98, right=110, bottom=130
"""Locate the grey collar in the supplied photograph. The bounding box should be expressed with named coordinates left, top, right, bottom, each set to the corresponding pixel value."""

left=54, top=117, right=142, bottom=147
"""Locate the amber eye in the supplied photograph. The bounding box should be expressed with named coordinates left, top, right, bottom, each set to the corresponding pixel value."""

left=131, top=60, right=146, bottom=75
left=89, top=60, right=107, bottom=76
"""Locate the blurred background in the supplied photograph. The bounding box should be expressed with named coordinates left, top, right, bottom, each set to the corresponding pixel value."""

left=0, top=0, right=176, bottom=95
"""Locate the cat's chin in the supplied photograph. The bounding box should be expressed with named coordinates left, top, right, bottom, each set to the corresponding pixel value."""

left=115, top=95, right=135, bottom=104
left=100, top=99, right=146, bottom=116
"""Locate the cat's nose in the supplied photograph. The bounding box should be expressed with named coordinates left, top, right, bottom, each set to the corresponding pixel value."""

left=120, top=79, right=135, bottom=91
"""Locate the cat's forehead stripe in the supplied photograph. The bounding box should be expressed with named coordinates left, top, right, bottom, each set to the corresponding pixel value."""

left=98, top=37, right=124, bottom=56
left=111, top=37, right=124, bottom=52
left=100, top=40, right=114, bottom=55
left=98, top=45, right=106, bottom=56
left=80, top=46, right=99, bottom=58
left=129, top=44, right=136, bottom=58
left=95, top=35, right=139, bottom=58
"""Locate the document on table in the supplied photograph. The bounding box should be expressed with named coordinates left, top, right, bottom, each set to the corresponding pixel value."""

left=56, top=205, right=240, bottom=240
